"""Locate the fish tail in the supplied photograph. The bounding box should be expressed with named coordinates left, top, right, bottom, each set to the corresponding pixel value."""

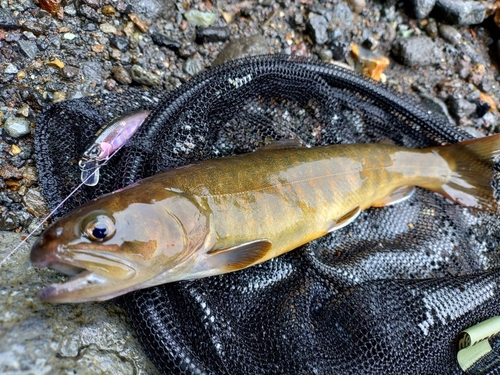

left=430, top=134, right=500, bottom=212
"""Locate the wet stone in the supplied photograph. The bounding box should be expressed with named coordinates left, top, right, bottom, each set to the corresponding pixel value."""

left=22, top=21, right=46, bottom=37
left=213, top=34, right=270, bottom=66
left=0, top=8, right=19, bottom=29
left=332, top=2, right=353, bottom=28
left=151, top=33, right=181, bottom=51
left=110, top=35, right=129, bottom=51
left=17, top=39, right=39, bottom=59
left=131, top=64, right=160, bottom=86
left=183, top=58, right=203, bottom=76
left=318, top=49, right=333, bottom=61
left=111, top=66, right=132, bottom=84
left=105, top=78, right=117, bottom=90
left=82, top=61, right=103, bottom=84
left=195, top=26, right=230, bottom=44
left=439, top=24, right=461, bottom=45
left=4, top=64, right=19, bottom=74
left=3, top=117, right=31, bottom=138
left=61, top=65, right=80, bottom=79
left=448, top=97, right=477, bottom=118
left=0, top=165, right=23, bottom=180
left=178, top=44, right=197, bottom=59
left=347, top=0, right=365, bottom=14
left=0, top=211, right=19, bottom=231
left=185, top=10, right=217, bottom=27
left=435, top=0, right=486, bottom=25
left=307, top=15, right=328, bottom=45
left=23, top=189, right=49, bottom=218
left=78, top=4, right=101, bottom=22
left=468, top=63, right=486, bottom=87
left=408, top=0, right=436, bottom=19
left=392, top=36, right=443, bottom=66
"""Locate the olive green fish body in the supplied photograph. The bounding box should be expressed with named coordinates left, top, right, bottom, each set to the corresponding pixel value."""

left=31, top=135, right=500, bottom=302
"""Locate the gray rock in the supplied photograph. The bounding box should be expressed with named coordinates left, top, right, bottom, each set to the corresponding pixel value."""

left=307, top=16, right=328, bottom=45
left=151, top=33, right=181, bottom=51
left=82, top=62, right=104, bottom=85
left=4, top=117, right=31, bottom=138
left=131, top=65, right=160, bottom=86
left=184, top=10, right=217, bottom=27
left=439, top=24, right=462, bottom=45
left=0, top=231, right=159, bottom=375
left=4, top=63, right=19, bottom=74
left=0, top=211, right=19, bottom=230
left=195, top=27, right=230, bottom=44
left=332, top=2, right=353, bottom=27
left=23, top=189, right=48, bottom=218
left=112, top=66, right=132, bottom=85
left=392, top=36, right=443, bottom=66
left=183, top=58, right=203, bottom=76
left=110, top=35, right=129, bottom=52
left=409, top=0, right=436, bottom=19
left=435, top=0, right=486, bottom=25
left=318, top=49, right=333, bottom=61
left=456, top=57, right=471, bottom=79
left=0, top=8, right=19, bottom=29
left=448, top=97, right=477, bottom=118
left=17, top=39, right=38, bottom=59
left=419, top=93, right=455, bottom=125
left=213, top=35, right=270, bottom=66
left=61, top=65, right=81, bottom=80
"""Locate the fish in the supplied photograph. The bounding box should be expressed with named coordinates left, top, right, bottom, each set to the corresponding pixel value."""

left=30, top=134, right=500, bottom=303
left=79, top=110, right=151, bottom=186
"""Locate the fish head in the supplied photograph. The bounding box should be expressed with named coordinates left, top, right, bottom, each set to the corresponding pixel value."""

left=30, top=186, right=209, bottom=303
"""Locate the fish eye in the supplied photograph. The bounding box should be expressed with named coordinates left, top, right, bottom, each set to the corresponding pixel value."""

left=82, top=213, right=116, bottom=242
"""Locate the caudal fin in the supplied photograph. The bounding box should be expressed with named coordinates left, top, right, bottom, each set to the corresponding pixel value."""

left=431, top=134, right=500, bottom=212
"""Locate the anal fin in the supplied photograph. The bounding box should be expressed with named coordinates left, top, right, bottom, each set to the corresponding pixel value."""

left=372, top=186, right=415, bottom=207
left=207, top=239, right=273, bottom=272
left=328, top=206, right=361, bottom=232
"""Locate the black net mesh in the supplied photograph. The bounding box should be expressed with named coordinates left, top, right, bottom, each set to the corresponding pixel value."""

left=35, top=55, right=500, bottom=374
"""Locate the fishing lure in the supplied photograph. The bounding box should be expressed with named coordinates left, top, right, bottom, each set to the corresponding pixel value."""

left=0, top=109, right=151, bottom=267
left=79, top=110, right=151, bottom=186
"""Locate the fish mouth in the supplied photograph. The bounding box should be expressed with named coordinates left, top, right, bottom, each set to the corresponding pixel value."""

left=34, top=246, right=137, bottom=303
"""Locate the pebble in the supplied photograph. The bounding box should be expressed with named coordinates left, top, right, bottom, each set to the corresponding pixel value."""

left=128, top=13, right=149, bottom=33
left=332, top=2, right=353, bottom=28
left=105, top=78, right=117, bottom=91
left=346, top=0, right=366, bottom=14
left=448, top=97, right=477, bottom=118
left=3, top=117, right=31, bottom=138
left=0, top=211, right=20, bottom=231
left=468, top=63, right=485, bottom=87
left=61, top=65, right=80, bottom=79
left=456, top=56, right=471, bottom=79
left=351, top=44, right=390, bottom=81
left=212, top=34, right=270, bottom=66
left=435, top=0, right=486, bottom=25
left=63, top=33, right=77, bottom=40
left=0, top=8, right=19, bottom=29
left=17, top=39, right=38, bottom=59
left=17, top=104, right=29, bottom=117
left=195, top=27, right=230, bottom=44
left=111, top=66, right=132, bottom=84
left=82, top=61, right=104, bottom=84
left=22, top=21, right=46, bottom=37
left=409, top=0, right=436, bottom=19
left=78, top=4, right=100, bottom=22
left=307, top=15, right=328, bottom=45
left=439, top=24, right=461, bottom=45
left=110, top=35, right=129, bottom=51
left=102, top=5, right=117, bottom=16
left=318, top=49, right=333, bottom=61
left=100, top=23, right=117, bottom=34
left=151, top=33, right=181, bottom=51
left=392, top=36, right=443, bottom=66
left=0, top=164, right=23, bottom=180
left=185, top=10, right=217, bottom=28
left=46, top=58, right=65, bottom=69
left=4, top=63, right=19, bottom=74
left=130, top=64, right=160, bottom=86
left=23, top=189, right=49, bottom=218
left=183, top=58, right=203, bottom=76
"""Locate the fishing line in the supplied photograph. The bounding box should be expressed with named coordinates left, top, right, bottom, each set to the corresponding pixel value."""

left=0, top=141, right=128, bottom=267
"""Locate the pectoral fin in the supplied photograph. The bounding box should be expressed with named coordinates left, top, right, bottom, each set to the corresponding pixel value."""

left=207, top=239, right=273, bottom=272
left=371, top=186, right=415, bottom=207
left=328, top=206, right=361, bottom=232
